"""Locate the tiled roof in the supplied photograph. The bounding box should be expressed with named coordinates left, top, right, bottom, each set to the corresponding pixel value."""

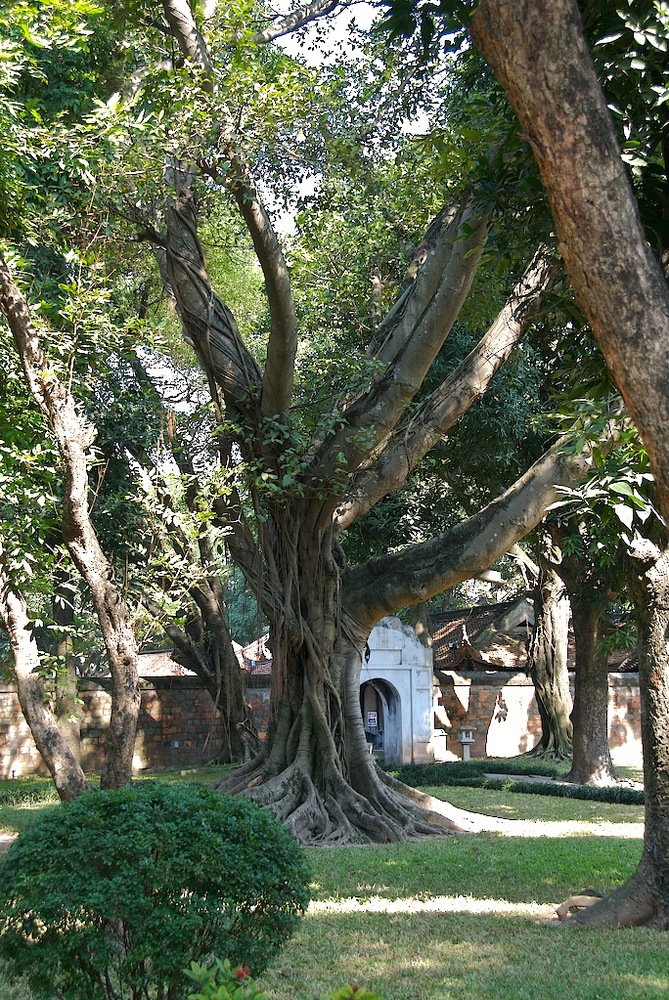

left=430, top=600, right=638, bottom=673
left=137, top=651, right=196, bottom=677
left=237, top=635, right=272, bottom=675
left=430, top=599, right=533, bottom=671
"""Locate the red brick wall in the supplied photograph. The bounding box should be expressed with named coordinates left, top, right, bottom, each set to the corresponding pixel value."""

left=0, top=675, right=272, bottom=778
left=0, top=671, right=641, bottom=777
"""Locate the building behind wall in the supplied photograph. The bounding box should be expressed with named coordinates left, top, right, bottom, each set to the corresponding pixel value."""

left=0, top=613, right=644, bottom=776
left=360, top=617, right=435, bottom=764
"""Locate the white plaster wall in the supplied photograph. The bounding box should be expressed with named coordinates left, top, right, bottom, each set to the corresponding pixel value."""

left=362, top=618, right=434, bottom=764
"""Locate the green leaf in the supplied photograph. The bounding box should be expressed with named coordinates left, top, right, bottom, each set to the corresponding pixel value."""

left=613, top=502, right=635, bottom=529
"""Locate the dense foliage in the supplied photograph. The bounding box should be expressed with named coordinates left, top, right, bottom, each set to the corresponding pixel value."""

left=0, top=783, right=311, bottom=999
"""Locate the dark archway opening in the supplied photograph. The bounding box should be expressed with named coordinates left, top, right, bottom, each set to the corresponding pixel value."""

left=360, top=679, right=402, bottom=763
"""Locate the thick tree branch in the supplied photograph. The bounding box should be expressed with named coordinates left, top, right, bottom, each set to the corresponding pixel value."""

left=250, top=0, right=347, bottom=44
left=165, top=191, right=263, bottom=409
left=309, top=202, right=489, bottom=494
left=342, top=431, right=607, bottom=629
left=336, top=252, right=555, bottom=528
left=162, top=0, right=214, bottom=88
left=223, top=165, right=298, bottom=418
left=163, top=0, right=297, bottom=418
left=366, top=202, right=463, bottom=364
left=470, top=0, right=669, bottom=522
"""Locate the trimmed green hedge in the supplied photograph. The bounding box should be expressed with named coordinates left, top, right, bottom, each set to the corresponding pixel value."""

left=382, top=761, right=644, bottom=805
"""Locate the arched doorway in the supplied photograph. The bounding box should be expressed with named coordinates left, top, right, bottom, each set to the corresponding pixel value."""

left=360, top=679, right=402, bottom=763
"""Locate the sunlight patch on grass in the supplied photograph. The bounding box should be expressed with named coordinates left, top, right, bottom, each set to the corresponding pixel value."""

left=422, top=784, right=645, bottom=825
left=309, top=894, right=554, bottom=918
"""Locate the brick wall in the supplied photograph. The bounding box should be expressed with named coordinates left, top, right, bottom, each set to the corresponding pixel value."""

left=0, top=671, right=642, bottom=777
left=1, top=676, right=271, bottom=778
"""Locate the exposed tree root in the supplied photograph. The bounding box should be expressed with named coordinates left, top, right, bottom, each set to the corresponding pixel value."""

left=213, top=756, right=517, bottom=845
left=570, top=864, right=669, bottom=929
left=564, top=768, right=621, bottom=789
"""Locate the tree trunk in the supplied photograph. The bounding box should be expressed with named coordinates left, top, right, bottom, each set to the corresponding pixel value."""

left=574, top=537, right=669, bottom=927
left=470, top=0, right=669, bottom=524
left=0, top=559, right=89, bottom=800
left=525, top=558, right=572, bottom=759
left=0, top=255, right=141, bottom=790
left=160, top=580, right=257, bottom=764
left=52, top=571, right=83, bottom=764
left=566, top=594, right=617, bottom=786
left=214, top=524, right=480, bottom=844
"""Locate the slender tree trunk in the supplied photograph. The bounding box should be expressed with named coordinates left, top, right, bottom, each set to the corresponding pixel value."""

left=566, top=595, right=617, bottom=786
left=160, top=580, right=256, bottom=763
left=0, top=559, right=89, bottom=800
left=52, top=571, right=83, bottom=764
left=525, top=558, right=572, bottom=758
left=575, top=537, right=669, bottom=927
left=0, top=255, right=141, bottom=790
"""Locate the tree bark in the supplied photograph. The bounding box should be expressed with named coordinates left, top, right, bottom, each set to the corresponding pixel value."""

left=525, top=554, right=572, bottom=759
left=0, top=557, right=89, bottom=800
left=0, top=255, right=141, bottom=790
left=52, top=570, right=83, bottom=764
left=545, top=525, right=621, bottom=786
left=566, top=594, right=617, bottom=786
left=156, top=582, right=257, bottom=764
left=212, top=436, right=608, bottom=843
left=214, top=524, right=502, bottom=844
left=470, top=0, right=669, bottom=523
left=574, top=537, right=669, bottom=927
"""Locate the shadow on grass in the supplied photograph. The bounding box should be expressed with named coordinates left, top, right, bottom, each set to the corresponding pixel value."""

left=263, top=905, right=668, bottom=1000
left=257, top=832, right=661, bottom=1000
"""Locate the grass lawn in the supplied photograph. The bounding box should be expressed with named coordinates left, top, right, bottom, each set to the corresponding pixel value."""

left=0, top=766, right=665, bottom=1000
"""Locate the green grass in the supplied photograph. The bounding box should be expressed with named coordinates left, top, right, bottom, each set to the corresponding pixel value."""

left=425, top=784, right=645, bottom=824
left=0, top=767, right=663, bottom=1000
left=262, top=908, right=667, bottom=1000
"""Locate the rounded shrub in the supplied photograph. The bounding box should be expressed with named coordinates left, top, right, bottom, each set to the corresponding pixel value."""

left=0, top=782, right=311, bottom=1000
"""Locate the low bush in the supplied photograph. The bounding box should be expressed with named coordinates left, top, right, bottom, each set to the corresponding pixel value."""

left=185, top=962, right=383, bottom=1000
left=0, top=782, right=311, bottom=1000
left=383, top=760, right=644, bottom=805
left=185, top=959, right=267, bottom=999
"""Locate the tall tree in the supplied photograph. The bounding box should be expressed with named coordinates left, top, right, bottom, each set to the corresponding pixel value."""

left=467, top=0, right=669, bottom=927
left=0, top=0, right=615, bottom=838
left=549, top=523, right=620, bottom=786
left=0, top=258, right=141, bottom=793
left=134, top=0, right=605, bottom=843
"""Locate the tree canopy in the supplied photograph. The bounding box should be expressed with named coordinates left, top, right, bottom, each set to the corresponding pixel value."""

left=0, top=0, right=664, bottom=867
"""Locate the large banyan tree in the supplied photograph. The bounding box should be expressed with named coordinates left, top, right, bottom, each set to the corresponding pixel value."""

left=135, top=0, right=601, bottom=844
